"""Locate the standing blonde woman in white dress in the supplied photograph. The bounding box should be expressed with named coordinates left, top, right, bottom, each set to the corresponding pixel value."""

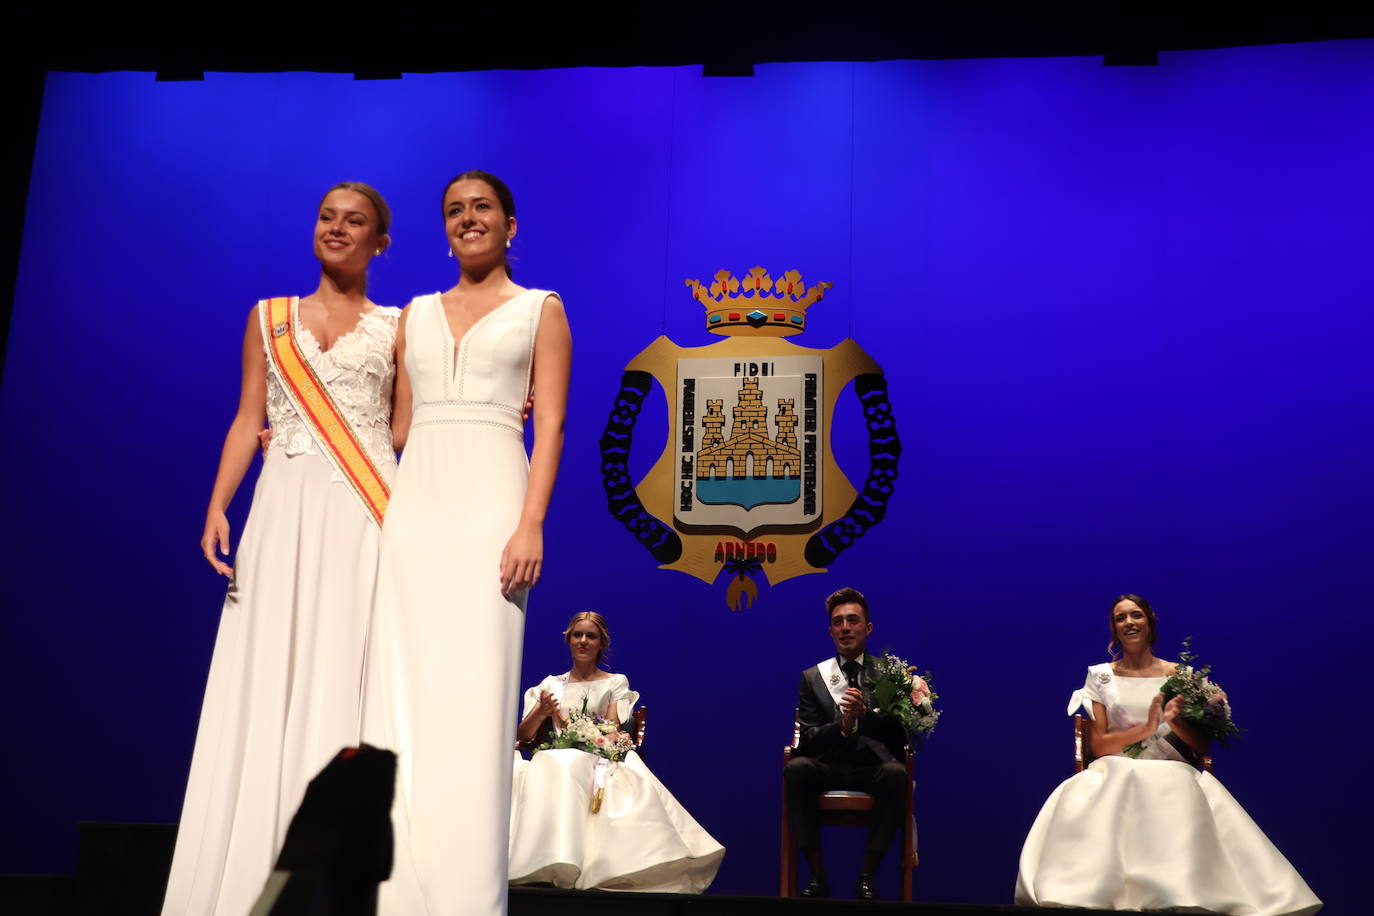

left=1016, top=594, right=1322, bottom=915
left=165, top=183, right=400, bottom=915
left=362, top=170, right=572, bottom=916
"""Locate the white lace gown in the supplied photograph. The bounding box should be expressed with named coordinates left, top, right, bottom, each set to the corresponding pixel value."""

left=162, top=300, right=399, bottom=916
left=1015, top=664, right=1322, bottom=915
left=508, top=674, right=725, bottom=893
left=361, top=290, right=552, bottom=916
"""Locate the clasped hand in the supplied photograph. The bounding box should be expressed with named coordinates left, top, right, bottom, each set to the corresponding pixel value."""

left=1160, top=693, right=1186, bottom=726
left=536, top=690, right=566, bottom=729
left=1143, top=693, right=1187, bottom=732
left=839, top=686, right=867, bottom=733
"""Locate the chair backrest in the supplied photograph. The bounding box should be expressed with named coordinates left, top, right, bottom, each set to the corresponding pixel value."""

left=631, top=706, right=647, bottom=749
left=1073, top=714, right=1092, bottom=773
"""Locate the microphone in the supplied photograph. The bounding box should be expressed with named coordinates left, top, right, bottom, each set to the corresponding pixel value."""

left=842, top=660, right=863, bottom=690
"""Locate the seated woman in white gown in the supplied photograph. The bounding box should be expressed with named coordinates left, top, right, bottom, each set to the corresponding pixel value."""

left=509, top=612, right=725, bottom=893
left=1016, top=594, right=1321, bottom=915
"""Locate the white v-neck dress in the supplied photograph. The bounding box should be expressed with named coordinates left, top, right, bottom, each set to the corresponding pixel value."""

left=361, top=289, right=551, bottom=916
left=163, top=299, right=399, bottom=915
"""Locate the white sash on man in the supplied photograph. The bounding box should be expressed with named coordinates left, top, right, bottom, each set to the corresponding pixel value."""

left=815, top=656, right=851, bottom=710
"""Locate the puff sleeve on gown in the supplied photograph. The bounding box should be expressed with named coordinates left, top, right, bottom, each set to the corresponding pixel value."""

left=508, top=673, right=725, bottom=893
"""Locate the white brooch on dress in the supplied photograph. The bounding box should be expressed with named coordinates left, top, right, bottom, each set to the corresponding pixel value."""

left=272, top=322, right=289, bottom=338
left=1096, top=672, right=1112, bottom=685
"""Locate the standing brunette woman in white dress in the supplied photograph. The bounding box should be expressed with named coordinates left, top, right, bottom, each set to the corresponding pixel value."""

left=1015, top=594, right=1322, bottom=915
left=361, top=170, right=571, bottom=916
left=164, top=183, right=400, bottom=915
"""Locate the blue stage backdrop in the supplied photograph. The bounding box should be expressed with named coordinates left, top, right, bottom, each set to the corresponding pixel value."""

left=3, top=42, right=1370, bottom=908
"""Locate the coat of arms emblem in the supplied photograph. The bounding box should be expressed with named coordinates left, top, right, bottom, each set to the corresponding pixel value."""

left=600, top=267, right=901, bottom=610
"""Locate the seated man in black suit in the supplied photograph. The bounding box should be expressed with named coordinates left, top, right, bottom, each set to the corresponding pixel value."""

left=784, top=586, right=910, bottom=900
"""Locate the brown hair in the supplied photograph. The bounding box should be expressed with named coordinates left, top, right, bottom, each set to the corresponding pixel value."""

left=440, top=170, right=516, bottom=278
left=319, top=181, right=391, bottom=239
left=825, top=586, right=869, bottom=621
left=563, top=611, right=611, bottom=664
left=1107, top=593, right=1159, bottom=660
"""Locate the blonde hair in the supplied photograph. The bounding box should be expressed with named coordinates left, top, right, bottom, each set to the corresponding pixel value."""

left=562, top=611, right=611, bottom=664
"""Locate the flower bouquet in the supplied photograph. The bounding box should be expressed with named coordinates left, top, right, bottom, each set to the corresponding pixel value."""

left=870, top=652, right=940, bottom=736
left=535, top=699, right=635, bottom=763
left=1158, top=636, right=1241, bottom=745
left=1123, top=637, right=1240, bottom=759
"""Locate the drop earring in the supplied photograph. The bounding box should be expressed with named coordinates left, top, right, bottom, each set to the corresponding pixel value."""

left=505, top=240, right=512, bottom=249
left=447, top=248, right=454, bottom=258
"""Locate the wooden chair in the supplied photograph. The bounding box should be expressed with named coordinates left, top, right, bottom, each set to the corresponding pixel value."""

left=630, top=706, right=647, bottom=750
left=1073, top=714, right=1212, bottom=773
left=779, top=713, right=916, bottom=901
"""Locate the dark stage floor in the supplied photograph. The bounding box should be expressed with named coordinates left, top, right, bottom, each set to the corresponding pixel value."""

left=0, top=821, right=1155, bottom=915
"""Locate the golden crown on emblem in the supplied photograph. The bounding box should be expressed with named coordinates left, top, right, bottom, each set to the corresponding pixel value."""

left=685, top=267, right=831, bottom=338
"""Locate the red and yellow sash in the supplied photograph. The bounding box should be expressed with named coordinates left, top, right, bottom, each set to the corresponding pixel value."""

left=261, top=297, right=390, bottom=526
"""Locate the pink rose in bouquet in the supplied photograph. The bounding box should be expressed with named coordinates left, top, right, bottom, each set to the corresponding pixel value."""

left=910, top=676, right=931, bottom=704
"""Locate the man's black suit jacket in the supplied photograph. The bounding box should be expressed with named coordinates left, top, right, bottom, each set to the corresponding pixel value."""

left=794, top=653, right=910, bottom=765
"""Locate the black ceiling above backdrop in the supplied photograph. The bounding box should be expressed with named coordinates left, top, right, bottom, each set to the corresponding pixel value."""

left=18, top=5, right=1374, bottom=74
left=3, top=4, right=1372, bottom=362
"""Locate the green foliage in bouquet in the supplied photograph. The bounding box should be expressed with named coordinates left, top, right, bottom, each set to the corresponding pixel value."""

left=871, top=652, right=940, bottom=736
left=1159, top=636, right=1242, bottom=745
left=535, top=697, right=635, bottom=762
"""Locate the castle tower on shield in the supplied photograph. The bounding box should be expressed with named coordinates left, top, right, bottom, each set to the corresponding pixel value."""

left=695, top=377, right=802, bottom=508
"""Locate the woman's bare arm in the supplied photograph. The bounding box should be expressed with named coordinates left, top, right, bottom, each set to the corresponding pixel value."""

left=499, top=294, right=571, bottom=594
left=390, top=306, right=413, bottom=452
left=1088, top=696, right=1162, bottom=758
left=517, top=690, right=559, bottom=743
left=201, top=307, right=269, bottom=578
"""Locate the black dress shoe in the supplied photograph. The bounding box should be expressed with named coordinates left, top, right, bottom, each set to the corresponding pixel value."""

left=855, top=873, right=879, bottom=900
left=801, top=874, right=830, bottom=898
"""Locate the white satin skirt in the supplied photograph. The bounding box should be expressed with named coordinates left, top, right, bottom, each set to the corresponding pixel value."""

left=1016, top=756, right=1321, bottom=915
left=509, top=749, right=724, bottom=893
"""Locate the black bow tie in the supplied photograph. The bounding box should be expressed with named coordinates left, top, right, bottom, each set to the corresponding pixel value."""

left=841, top=659, right=862, bottom=689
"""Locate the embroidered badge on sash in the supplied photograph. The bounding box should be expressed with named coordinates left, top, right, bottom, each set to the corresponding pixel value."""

left=599, top=267, right=900, bottom=611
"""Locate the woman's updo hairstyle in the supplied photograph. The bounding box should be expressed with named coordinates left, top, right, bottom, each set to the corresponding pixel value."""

left=440, top=169, right=517, bottom=278
left=562, top=611, right=611, bottom=665
left=1106, top=592, right=1159, bottom=660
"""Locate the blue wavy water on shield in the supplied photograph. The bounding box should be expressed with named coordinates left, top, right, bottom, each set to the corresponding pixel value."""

left=696, top=476, right=801, bottom=509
